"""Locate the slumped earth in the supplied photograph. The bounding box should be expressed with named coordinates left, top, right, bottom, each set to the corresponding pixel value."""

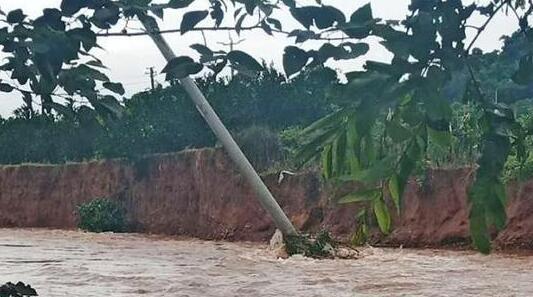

left=1, top=229, right=532, bottom=297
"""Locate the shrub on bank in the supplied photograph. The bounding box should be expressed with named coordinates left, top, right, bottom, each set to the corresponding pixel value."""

left=77, top=198, right=126, bottom=233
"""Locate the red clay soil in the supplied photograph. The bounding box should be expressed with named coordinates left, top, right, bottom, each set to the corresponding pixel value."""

left=0, top=148, right=532, bottom=249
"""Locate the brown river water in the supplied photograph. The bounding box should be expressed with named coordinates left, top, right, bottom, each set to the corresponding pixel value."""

left=1, top=229, right=533, bottom=297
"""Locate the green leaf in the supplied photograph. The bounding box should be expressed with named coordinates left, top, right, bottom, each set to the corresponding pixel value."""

left=288, top=29, right=320, bottom=43
left=338, top=188, right=381, bottom=204
left=168, top=0, right=194, bottom=9
left=354, top=155, right=396, bottom=183
left=322, top=144, right=333, bottom=179
left=266, top=17, right=282, bottom=30
left=162, top=56, right=203, bottom=79
left=373, top=194, right=391, bottom=234
left=190, top=43, right=213, bottom=57
left=350, top=3, right=372, bottom=25
left=180, top=10, right=209, bottom=34
left=345, top=116, right=360, bottom=172
left=103, top=82, right=125, bottom=95
left=92, top=5, right=120, bottom=29
left=67, top=27, right=97, bottom=51
left=290, top=6, right=319, bottom=29
left=7, top=9, right=25, bottom=24
left=260, top=20, right=273, bottom=35
left=389, top=174, right=401, bottom=212
left=342, top=3, right=373, bottom=38
left=0, top=83, right=13, bottom=92
left=315, top=6, right=345, bottom=29
left=282, top=0, right=296, bottom=8
left=210, top=1, right=224, bottom=27
left=86, top=60, right=107, bottom=69
left=283, top=46, right=309, bottom=77
left=227, top=50, right=263, bottom=72
left=290, top=6, right=344, bottom=30
left=61, top=0, right=86, bottom=16
left=235, top=14, right=246, bottom=35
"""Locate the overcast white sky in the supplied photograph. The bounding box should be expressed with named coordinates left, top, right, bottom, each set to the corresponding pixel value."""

left=0, top=0, right=518, bottom=117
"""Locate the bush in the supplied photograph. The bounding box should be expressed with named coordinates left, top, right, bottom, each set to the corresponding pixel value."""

left=284, top=230, right=336, bottom=258
left=77, top=198, right=126, bottom=233
left=504, top=155, right=533, bottom=183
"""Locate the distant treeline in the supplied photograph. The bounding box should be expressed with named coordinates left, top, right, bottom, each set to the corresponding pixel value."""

left=0, top=67, right=338, bottom=164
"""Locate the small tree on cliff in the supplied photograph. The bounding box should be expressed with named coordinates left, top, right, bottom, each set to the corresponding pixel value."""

left=1, top=0, right=533, bottom=252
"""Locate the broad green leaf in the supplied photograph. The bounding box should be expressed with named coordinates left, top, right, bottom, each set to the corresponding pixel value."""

left=342, top=3, right=373, bottom=38
left=61, top=0, right=86, bottom=16
left=260, top=20, right=273, bottom=35
left=350, top=3, right=372, bottom=25
left=92, top=6, right=120, bottom=29
left=266, top=17, right=282, bottom=30
left=373, top=194, right=391, bottom=234
left=67, top=27, right=97, bottom=51
left=354, top=155, right=396, bottom=183
left=345, top=116, right=360, bottom=172
left=211, top=2, right=223, bottom=26
left=338, top=188, right=381, bottom=204
left=333, top=132, right=347, bottom=176
left=322, top=144, right=333, bottom=179
left=6, top=9, right=25, bottom=24
left=180, top=10, right=209, bottom=34
left=235, top=14, right=246, bottom=35
left=288, top=29, right=320, bottom=43
left=162, top=56, right=203, bottom=79
left=389, top=174, right=401, bottom=212
left=282, top=0, right=296, bottom=8
left=227, top=50, right=263, bottom=72
left=168, top=0, right=194, bottom=9
left=190, top=44, right=213, bottom=57
left=103, top=82, right=125, bottom=95
left=315, top=6, right=345, bottom=29
left=283, top=46, right=309, bottom=77
left=290, top=7, right=320, bottom=29
left=0, top=83, right=13, bottom=92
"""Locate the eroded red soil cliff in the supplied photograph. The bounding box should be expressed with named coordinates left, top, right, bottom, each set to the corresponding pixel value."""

left=1, top=149, right=532, bottom=248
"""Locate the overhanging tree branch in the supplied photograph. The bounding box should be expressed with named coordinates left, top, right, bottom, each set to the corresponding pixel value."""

left=95, top=25, right=355, bottom=41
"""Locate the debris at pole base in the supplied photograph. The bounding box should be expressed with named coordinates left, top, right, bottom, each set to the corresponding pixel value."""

left=270, top=229, right=360, bottom=260
left=269, top=229, right=289, bottom=258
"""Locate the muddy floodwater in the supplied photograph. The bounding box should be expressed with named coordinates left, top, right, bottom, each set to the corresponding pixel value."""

left=1, top=229, right=533, bottom=297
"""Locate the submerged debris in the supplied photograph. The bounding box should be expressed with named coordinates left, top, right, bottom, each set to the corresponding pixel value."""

left=0, top=282, right=38, bottom=297
left=270, top=229, right=360, bottom=260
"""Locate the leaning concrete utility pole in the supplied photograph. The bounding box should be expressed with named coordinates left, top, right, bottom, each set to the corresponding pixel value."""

left=140, top=18, right=298, bottom=237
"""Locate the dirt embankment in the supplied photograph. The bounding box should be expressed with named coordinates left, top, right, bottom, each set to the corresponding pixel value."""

left=1, top=148, right=532, bottom=248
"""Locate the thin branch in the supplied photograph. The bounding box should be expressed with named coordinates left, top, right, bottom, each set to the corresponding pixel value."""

left=95, top=25, right=358, bottom=41
left=96, top=25, right=263, bottom=36
left=466, top=0, right=510, bottom=53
